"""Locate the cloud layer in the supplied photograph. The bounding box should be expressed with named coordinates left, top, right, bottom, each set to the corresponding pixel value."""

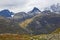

left=0, top=0, right=60, bottom=13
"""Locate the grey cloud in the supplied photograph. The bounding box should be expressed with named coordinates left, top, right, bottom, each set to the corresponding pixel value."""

left=0, top=0, right=60, bottom=13
left=0, top=0, right=28, bottom=7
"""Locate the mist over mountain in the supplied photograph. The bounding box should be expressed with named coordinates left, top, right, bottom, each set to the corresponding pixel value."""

left=50, top=3, right=60, bottom=13
left=45, top=3, right=60, bottom=13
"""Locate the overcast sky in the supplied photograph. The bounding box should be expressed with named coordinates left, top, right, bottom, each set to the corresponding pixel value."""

left=0, top=0, right=60, bottom=13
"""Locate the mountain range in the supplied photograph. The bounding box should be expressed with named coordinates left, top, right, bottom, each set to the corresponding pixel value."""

left=0, top=4, right=60, bottom=35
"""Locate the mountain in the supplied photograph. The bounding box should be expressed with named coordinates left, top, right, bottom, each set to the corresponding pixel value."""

left=14, top=12, right=27, bottom=19
left=0, top=9, right=14, bottom=17
left=0, top=7, right=60, bottom=35
left=0, top=12, right=60, bottom=35
left=28, top=7, right=41, bottom=13
left=13, top=12, right=29, bottom=22
left=25, top=13, right=60, bottom=35
left=28, top=7, right=41, bottom=16
left=13, top=7, right=41, bottom=22
left=0, top=16, right=28, bottom=34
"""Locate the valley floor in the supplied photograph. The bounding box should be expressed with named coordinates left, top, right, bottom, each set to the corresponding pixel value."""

left=0, top=33, right=60, bottom=40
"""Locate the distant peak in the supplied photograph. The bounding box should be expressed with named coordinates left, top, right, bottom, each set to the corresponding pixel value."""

left=33, top=7, right=39, bottom=10
left=0, top=9, right=14, bottom=17
left=30, top=7, right=41, bottom=13
left=33, top=7, right=40, bottom=11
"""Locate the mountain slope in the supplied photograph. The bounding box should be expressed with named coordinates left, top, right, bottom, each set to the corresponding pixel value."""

left=52, top=28, right=60, bottom=34
left=13, top=12, right=29, bottom=22
left=26, top=13, right=60, bottom=35
left=0, top=16, right=28, bottom=34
